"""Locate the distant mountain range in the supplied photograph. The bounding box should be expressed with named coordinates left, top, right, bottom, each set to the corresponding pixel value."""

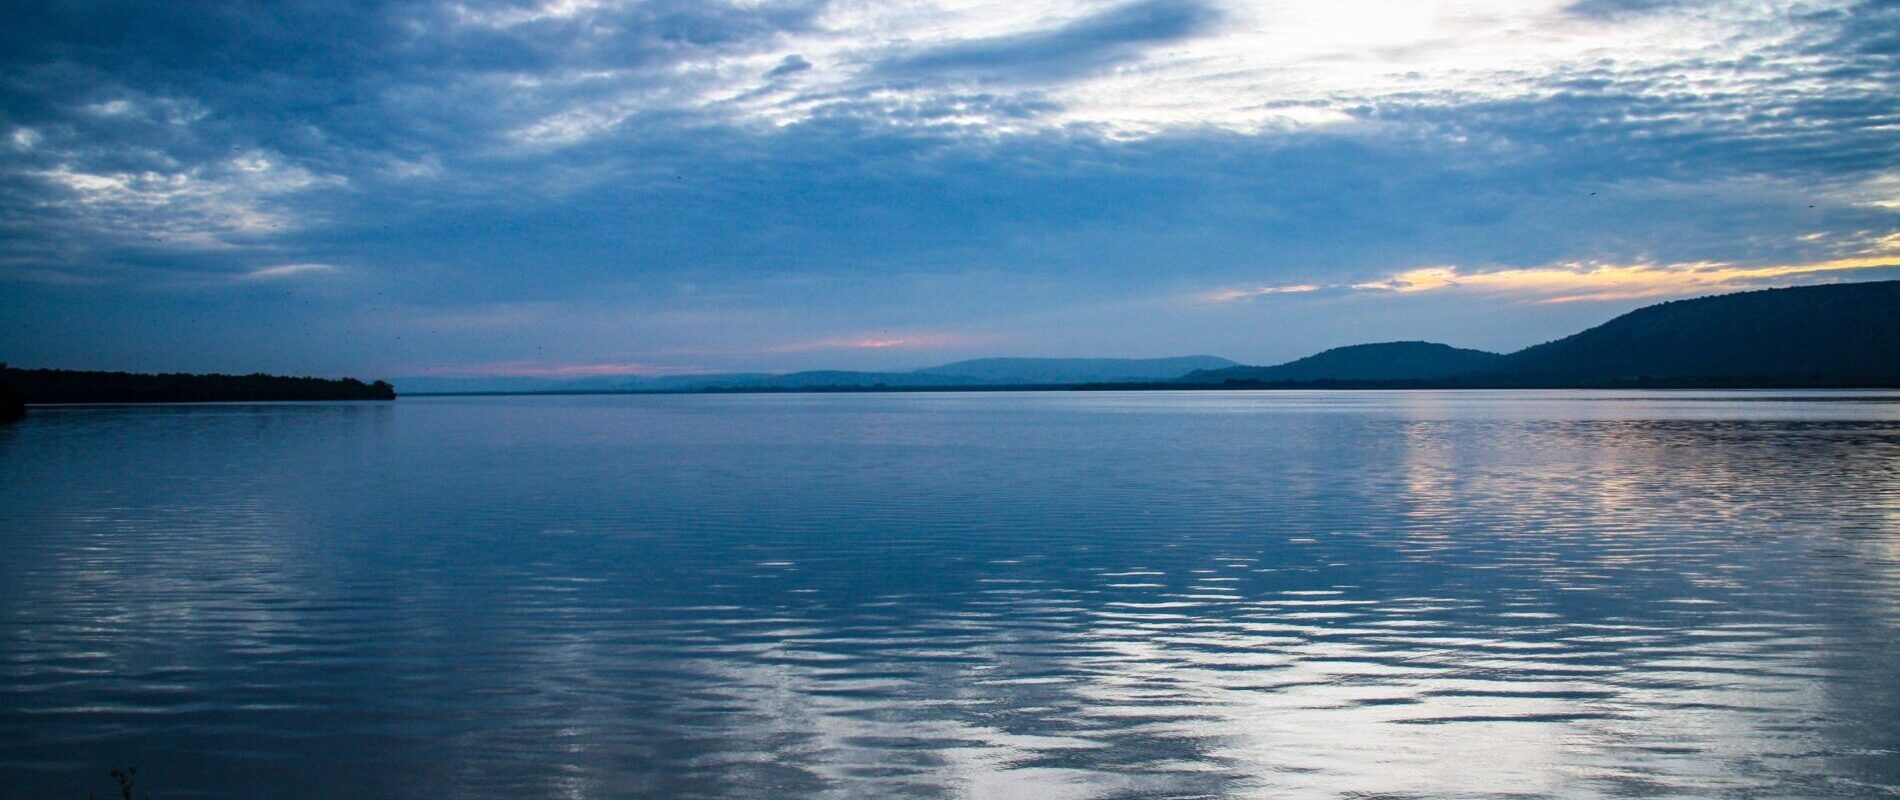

left=395, top=356, right=1240, bottom=393
left=918, top=356, right=1237, bottom=384
left=393, top=281, right=1900, bottom=394
left=8, top=282, right=1891, bottom=414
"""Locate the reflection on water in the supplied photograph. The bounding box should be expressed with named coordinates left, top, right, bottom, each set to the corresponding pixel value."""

left=2, top=391, right=1898, bottom=798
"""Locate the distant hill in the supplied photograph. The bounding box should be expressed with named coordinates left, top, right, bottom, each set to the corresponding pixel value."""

left=390, top=373, right=790, bottom=394
left=3, top=367, right=397, bottom=404
left=396, top=357, right=1237, bottom=393
left=1184, top=282, right=1900, bottom=389
left=389, top=375, right=643, bottom=394
left=1476, top=280, right=1900, bottom=387
left=686, top=357, right=1239, bottom=389
left=919, top=356, right=1236, bottom=384
left=623, top=373, right=776, bottom=391
left=1185, top=342, right=1503, bottom=384
left=704, top=370, right=982, bottom=389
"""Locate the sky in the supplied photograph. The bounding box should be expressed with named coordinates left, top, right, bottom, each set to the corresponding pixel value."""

left=1, top=0, right=1897, bottom=379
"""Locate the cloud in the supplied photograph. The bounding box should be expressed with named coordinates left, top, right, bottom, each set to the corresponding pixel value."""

left=20, top=152, right=343, bottom=253
left=1, top=0, right=1896, bottom=373
left=1201, top=284, right=1322, bottom=303
left=1354, top=258, right=1900, bottom=303
left=1562, top=0, right=1699, bottom=20
left=873, top=0, right=1221, bottom=84
left=765, top=54, right=811, bottom=79
left=243, top=263, right=340, bottom=280
left=1205, top=233, right=1900, bottom=305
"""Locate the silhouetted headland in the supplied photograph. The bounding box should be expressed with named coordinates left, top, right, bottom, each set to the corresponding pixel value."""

left=1, top=365, right=396, bottom=406
left=1476, top=280, right=1900, bottom=386
left=1166, top=281, right=1900, bottom=390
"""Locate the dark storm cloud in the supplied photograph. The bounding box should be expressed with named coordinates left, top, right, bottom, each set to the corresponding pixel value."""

left=873, top=0, right=1221, bottom=83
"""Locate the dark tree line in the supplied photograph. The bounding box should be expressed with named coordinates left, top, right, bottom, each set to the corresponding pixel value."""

left=0, top=365, right=395, bottom=405
left=0, top=373, right=23, bottom=421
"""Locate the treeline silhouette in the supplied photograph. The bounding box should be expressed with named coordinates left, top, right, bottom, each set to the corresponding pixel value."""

left=1, top=373, right=23, bottom=421
left=1, top=365, right=395, bottom=406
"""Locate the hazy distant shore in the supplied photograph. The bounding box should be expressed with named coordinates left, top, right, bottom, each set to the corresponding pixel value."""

left=403, top=379, right=1900, bottom=397
left=401, top=281, right=1900, bottom=397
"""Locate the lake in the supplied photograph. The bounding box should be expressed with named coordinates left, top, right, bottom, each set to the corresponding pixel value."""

left=3, top=391, right=1899, bottom=799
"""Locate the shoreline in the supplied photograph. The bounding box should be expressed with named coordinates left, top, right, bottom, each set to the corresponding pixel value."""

left=400, top=383, right=1900, bottom=397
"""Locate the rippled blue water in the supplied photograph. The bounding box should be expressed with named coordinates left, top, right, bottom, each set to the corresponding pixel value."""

left=3, top=391, right=1899, bottom=799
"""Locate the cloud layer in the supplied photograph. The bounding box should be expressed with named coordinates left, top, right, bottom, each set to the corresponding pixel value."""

left=1, top=0, right=1895, bottom=375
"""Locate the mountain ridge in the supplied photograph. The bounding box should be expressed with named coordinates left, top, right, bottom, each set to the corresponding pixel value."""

left=382, top=280, right=1900, bottom=394
left=919, top=356, right=1236, bottom=384
left=396, top=356, right=1239, bottom=393
left=1182, top=281, right=1900, bottom=389
left=1185, top=342, right=1503, bottom=384
left=1477, top=281, right=1900, bottom=386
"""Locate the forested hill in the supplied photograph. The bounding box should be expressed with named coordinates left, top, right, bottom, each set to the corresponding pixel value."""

left=1185, top=342, right=1503, bottom=383
left=1171, top=281, right=1900, bottom=389
left=1485, top=280, right=1900, bottom=387
left=1, top=366, right=396, bottom=404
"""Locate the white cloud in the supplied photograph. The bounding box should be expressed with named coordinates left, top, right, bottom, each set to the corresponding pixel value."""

left=86, top=99, right=135, bottom=116
left=1202, top=283, right=1322, bottom=302
left=492, top=0, right=1847, bottom=143
left=1353, top=256, right=1900, bottom=302
left=29, top=151, right=345, bottom=248
left=1207, top=246, right=1900, bottom=305
left=242, top=263, right=341, bottom=280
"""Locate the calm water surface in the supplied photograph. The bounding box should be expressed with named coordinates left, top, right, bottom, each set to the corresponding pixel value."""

left=3, top=391, right=1899, bottom=799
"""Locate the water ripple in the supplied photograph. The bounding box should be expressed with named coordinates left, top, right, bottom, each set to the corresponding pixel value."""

left=2, top=392, right=1898, bottom=798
